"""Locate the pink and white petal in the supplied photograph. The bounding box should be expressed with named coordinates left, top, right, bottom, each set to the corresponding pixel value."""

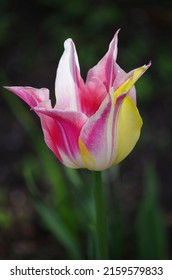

left=113, top=63, right=126, bottom=89
left=35, top=108, right=88, bottom=168
left=80, top=77, right=107, bottom=117
left=78, top=92, right=127, bottom=170
left=86, top=30, right=120, bottom=91
left=4, top=86, right=51, bottom=108
left=55, top=39, right=84, bottom=111
left=112, top=64, right=136, bottom=103
left=38, top=115, right=64, bottom=164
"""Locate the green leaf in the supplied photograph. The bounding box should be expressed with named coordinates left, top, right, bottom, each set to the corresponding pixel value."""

left=23, top=164, right=82, bottom=259
left=0, top=210, right=12, bottom=228
left=135, top=165, right=168, bottom=259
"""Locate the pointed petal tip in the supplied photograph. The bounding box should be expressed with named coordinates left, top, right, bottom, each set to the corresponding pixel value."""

left=3, top=86, right=32, bottom=90
left=3, top=86, right=9, bottom=91
left=111, top=28, right=121, bottom=43
left=64, top=38, right=74, bottom=49
left=3, top=86, right=15, bottom=90
left=147, top=60, right=152, bottom=67
left=142, top=61, right=151, bottom=69
left=141, top=61, right=151, bottom=73
left=115, top=28, right=121, bottom=35
left=111, top=28, right=120, bottom=42
left=3, top=86, right=21, bottom=93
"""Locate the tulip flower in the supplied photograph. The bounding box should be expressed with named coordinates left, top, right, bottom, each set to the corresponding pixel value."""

left=5, top=30, right=150, bottom=171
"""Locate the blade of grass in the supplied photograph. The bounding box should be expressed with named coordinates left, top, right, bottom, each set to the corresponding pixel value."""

left=23, top=164, right=82, bottom=259
left=3, top=91, right=77, bottom=227
left=135, top=164, right=168, bottom=259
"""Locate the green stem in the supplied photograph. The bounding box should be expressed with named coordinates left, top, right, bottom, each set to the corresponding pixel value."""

left=93, top=171, right=108, bottom=259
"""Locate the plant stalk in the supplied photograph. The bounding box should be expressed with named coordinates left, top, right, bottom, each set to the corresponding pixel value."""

left=93, top=171, right=108, bottom=259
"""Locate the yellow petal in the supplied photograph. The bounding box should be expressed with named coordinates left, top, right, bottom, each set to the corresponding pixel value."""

left=114, top=95, right=143, bottom=164
left=78, top=137, right=96, bottom=169
left=114, top=64, right=150, bottom=103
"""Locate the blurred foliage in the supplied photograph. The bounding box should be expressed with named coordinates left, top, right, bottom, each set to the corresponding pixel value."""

left=0, top=209, right=11, bottom=228
left=136, top=165, right=167, bottom=259
left=0, top=0, right=172, bottom=259
left=0, top=189, right=12, bottom=228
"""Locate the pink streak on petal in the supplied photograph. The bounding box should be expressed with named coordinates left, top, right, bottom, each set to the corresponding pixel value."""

left=79, top=92, right=127, bottom=170
left=55, top=39, right=84, bottom=111
left=86, top=29, right=120, bottom=91
left=4, top=86, right=50, bottom=108
left=35, top=108, right=88, bottom=167
left=80, top=77, right=107, bottom=117
left=39, top=115, right=64, bottom=163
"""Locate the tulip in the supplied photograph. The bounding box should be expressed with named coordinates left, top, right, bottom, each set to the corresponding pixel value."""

left=5, top=30, right=150, bottom=171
